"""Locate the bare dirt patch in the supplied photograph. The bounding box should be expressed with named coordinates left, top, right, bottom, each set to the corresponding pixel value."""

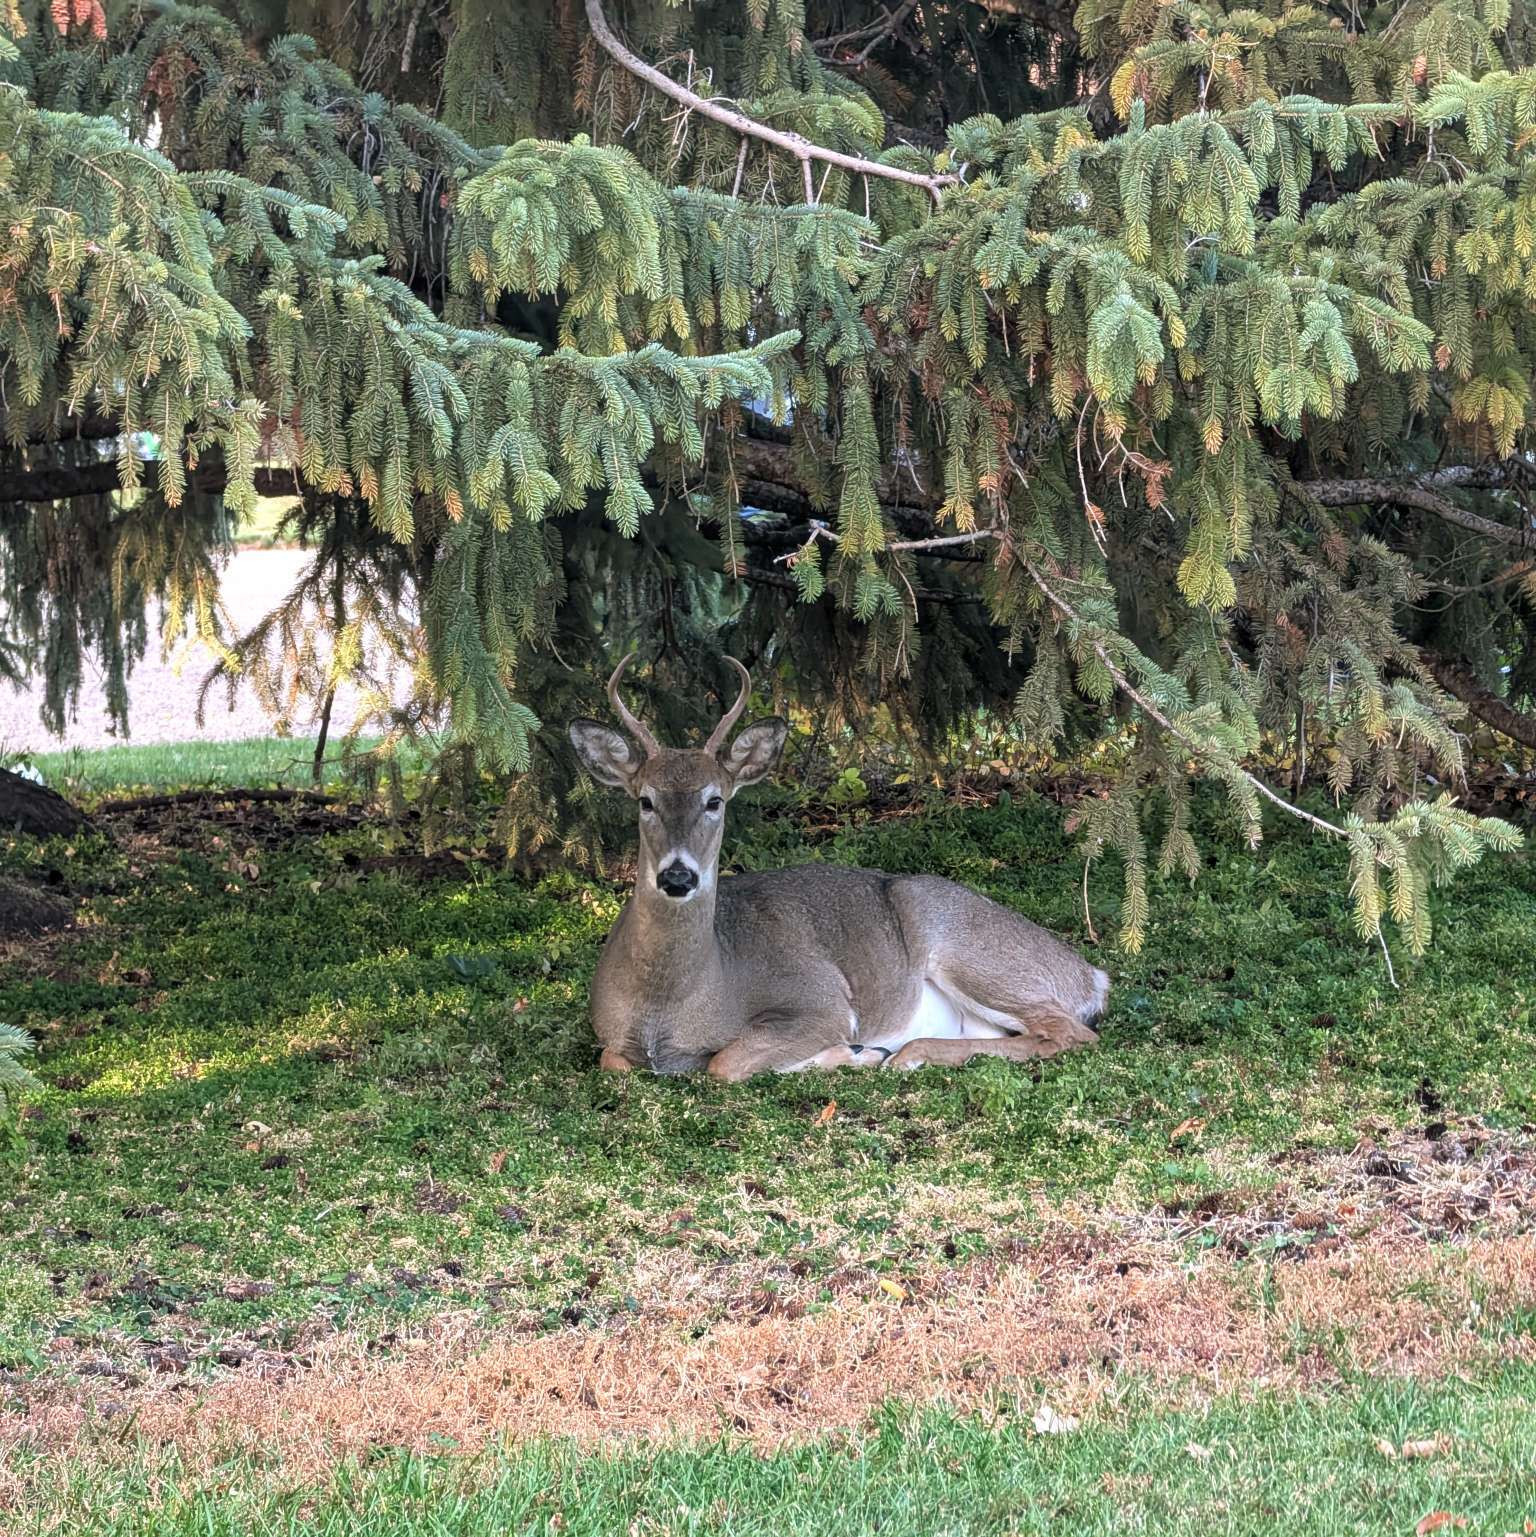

left=0, top=876, right=71, bottom=939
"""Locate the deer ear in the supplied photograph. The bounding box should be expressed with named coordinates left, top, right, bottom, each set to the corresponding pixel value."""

left=569, top=720, right=644, bottom=792
left=720, top=718, right=788, bottom=792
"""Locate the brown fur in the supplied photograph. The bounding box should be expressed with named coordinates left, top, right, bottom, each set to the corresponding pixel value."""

left=570, top=663, right=1107, bottom=1079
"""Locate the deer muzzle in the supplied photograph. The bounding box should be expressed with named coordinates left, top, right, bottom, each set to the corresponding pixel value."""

left=657, top=858, right=700, bottom=898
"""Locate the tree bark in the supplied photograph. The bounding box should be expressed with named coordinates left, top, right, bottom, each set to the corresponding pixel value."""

left=1424, top=652, right=1536, bottom=750
left=0, top=768, right=90, bottom=837
left=1304, top=476, right=1534, bottom=548
left=0, top=460, right=302, bottom=504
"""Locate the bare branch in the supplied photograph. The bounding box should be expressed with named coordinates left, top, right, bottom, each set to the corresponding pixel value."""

left=773, top=514, right=1002, bottom=562
left=1302, top=475, right=1534, bottom=549
left=815, top=0, right=922, bottom=67
left=888, top=528, right=1002, bottom=552
left=1423, top=651, right=1536, bottom=750
left=583, top=0, right=959, bottom=201
left=400, top=0, right=427, bottom=73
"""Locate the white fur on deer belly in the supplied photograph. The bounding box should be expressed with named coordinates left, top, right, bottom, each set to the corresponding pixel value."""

left=870, top=977, right=1012, bottom=1051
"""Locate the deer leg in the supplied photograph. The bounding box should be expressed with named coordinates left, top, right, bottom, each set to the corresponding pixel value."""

left=889, top=1004, right=1097, bottom=1071
left=707, top=1019, right=875, bottom=1083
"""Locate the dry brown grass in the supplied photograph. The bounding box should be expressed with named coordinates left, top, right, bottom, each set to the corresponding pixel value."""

left=5, top=1232, right=1533, bottom=1488
left=4, top=1121, right=1534, bottom=1495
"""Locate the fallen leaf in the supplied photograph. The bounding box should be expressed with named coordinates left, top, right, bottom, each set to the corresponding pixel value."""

left=489, top=1150, right=508, bottom=1175
left=1169, top=1116, right=1206, bottom=1143
left=222, top=1279, right=274, bottom=1302
left=1416, top=1515, right=1468, bottom=1536
left=1184, top=1442, right=1212, bottom=1461
left=878, top=1278, right=907, bottom=1301
left=815, top=1101, right=837, bottom=1125
left=1032, top=1403, right=1079, bottom=1435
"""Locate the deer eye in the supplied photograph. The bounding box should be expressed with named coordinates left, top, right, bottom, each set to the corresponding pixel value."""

left=638, top=795, right=655, bottom=813
left=706, top=795, right=724, bottom=812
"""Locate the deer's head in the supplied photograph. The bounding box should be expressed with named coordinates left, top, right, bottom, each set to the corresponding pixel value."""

left=569, top=656, right=787, bottom=902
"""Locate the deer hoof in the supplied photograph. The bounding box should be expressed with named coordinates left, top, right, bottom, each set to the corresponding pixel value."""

left=705, top=1049, right=753, bottom=1082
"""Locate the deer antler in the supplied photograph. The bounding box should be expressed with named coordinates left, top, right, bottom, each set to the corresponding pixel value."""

left=606, top=654, right=661, bottom=758
left=704, top=657, right=752, bottom=756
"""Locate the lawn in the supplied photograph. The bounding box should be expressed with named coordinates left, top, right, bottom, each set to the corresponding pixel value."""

left=25, top=735, right=368, bottom=796
left=1, top=754, right=1533, bottom=1531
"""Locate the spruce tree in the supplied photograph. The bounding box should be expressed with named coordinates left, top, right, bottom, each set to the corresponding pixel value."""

left=1, top=0, right=1530, bottom=950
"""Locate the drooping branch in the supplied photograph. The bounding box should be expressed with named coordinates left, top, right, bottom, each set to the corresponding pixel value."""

left=1423, top=652, right=1536, bottom=750
left=583, top=0, right=960, bottom=201
left=1020, top=557, right=1355, bottom=842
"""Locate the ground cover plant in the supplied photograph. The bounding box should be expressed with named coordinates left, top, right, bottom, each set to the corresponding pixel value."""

left=0, top=749, right=1533, bottom=1530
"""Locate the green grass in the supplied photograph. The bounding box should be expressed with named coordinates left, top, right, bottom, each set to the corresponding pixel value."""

left=1, top=784, right=1531, bottom=1361
left=13, top=1373, right=1536, bottom=1534
left=1, top=746, right=1533, bottom=1528
left=231, top=493, right=303, bottom=547
left=27, top=736, right=381, bottom=796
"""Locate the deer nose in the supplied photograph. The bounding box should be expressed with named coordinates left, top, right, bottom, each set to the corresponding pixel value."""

left=657, top=860, right=699, bottom=898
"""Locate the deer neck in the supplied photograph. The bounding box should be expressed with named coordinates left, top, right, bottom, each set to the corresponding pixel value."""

left=630, top=841, right=720, bottom=950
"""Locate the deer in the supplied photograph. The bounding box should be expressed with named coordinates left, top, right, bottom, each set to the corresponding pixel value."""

left=569, top=656, right=1109, bottom=1080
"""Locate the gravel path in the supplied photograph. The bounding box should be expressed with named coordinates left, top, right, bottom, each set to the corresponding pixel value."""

left=1, top=548, right=405, bottom=752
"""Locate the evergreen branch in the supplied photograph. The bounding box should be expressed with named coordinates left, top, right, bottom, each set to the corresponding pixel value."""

left=0, top=1023, right=38, bottom=1118
left=1020, top=557, right=1354, bottom=843
left=582, top=0, right=959, bottom=202
left=738, top=564, right=975, bottom=605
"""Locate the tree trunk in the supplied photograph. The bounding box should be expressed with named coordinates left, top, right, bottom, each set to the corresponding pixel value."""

left=1425, top=652, right=1536, bottom=751
left=0, top=767, right=90, bottom=837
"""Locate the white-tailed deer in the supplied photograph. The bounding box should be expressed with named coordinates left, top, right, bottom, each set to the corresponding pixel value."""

left=570, top=657, right=1109, bottom=1080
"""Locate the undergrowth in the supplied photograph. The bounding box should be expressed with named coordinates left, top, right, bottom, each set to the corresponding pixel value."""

left=0, top=789, right=1529, bottom=1369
